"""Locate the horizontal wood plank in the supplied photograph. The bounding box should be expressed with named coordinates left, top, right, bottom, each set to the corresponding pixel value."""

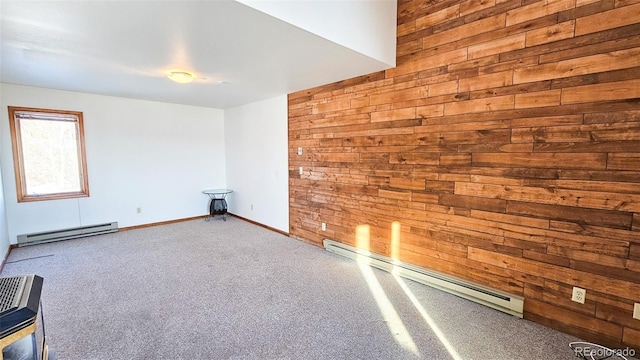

left=608, top=153, right=640, bottom=171
left=440, top=193, right=507, bottom=212
left=525, top=298, right=623, bottom=341
left=505, top=0, right=575, bottom=27
left=575, top=3, right=640, bottom=35
left=468, top=247, right=640, bottom=299
left=513, top=48, right=640, bottom=84
left=525, top=20, right=576, bottom=47
left=624, top=327, right=640, bottom=348
left=472, top=152, right=607, bottom=169
left=561, top=79, right=640, bottom=104
left=506, top=200, right=634, bottom=229
left=597, top=302, right=640, bottom=331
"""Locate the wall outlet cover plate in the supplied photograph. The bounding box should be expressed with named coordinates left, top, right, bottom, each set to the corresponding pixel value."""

left=571, top=287, right=586, bottom=304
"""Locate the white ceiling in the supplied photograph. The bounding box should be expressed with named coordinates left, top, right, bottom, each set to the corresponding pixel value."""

left=1, top=1, right=394, bottom=109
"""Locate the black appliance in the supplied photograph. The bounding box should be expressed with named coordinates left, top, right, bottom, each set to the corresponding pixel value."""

left=0, top=275, right=50, bottom=360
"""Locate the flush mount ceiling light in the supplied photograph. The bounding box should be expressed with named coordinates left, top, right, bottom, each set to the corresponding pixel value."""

left=167, top=71, right=195, bottom=84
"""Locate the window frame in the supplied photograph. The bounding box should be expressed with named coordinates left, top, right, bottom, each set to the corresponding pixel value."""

left=8, top=106, right=90, bottom=202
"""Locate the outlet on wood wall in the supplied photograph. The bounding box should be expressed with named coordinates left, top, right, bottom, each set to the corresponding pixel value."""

left=289, top=0, right=640, bottom=350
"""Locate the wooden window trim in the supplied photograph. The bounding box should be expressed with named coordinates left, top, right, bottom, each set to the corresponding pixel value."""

left=8, top=106, right=90, bottom=202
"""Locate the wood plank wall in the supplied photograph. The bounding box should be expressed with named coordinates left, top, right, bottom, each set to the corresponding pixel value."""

left=288, top=0, right=640, bottom=350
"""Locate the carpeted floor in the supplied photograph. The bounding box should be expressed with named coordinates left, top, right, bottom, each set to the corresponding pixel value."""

left=1, top=217, right=588, bottom=359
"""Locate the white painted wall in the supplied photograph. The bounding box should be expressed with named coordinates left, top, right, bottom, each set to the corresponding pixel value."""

left=224, top=95, right=288, bottom=233
left=0, top=158, right=10, bottom=257
left=0, top=84, right=225, bottom=243
left=238, top=0, right=397, bottom=67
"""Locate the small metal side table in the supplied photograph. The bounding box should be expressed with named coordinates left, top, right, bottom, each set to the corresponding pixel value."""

left=202, top=189, right=233, bottom=221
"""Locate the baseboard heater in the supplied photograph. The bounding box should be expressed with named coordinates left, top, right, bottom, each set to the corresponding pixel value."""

left=17, top=222, right=118, bottom=246
left=323, top=239, right=524, bottom=318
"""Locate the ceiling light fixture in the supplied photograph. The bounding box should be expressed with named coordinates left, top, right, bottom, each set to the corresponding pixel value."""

left=167, top=71, right=195, bottom=84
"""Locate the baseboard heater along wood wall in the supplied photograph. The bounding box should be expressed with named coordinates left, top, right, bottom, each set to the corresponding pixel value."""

left=323, top=239, right=524, bottom=318
left=17, top=222, right=118, bottom=246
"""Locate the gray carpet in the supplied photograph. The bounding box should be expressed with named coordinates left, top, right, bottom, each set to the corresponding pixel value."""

left=1, top=217, right=586, bottom=359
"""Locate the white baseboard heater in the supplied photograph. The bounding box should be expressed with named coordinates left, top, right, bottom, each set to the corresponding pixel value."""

left=323, top=239, right=524, bottom=318
left=17, top=222, right=118, bottom=246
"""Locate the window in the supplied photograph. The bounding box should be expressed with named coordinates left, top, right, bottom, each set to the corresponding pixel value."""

left=8, top=106, right=89, bottom=202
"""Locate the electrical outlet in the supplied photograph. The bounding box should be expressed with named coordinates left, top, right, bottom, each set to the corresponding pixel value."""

left=321, top=222, right=326, bottom=231
left=250, top=204, right=254, bottom=211
left=136, top=207, right=142, bottom=214
left=571, top=286, right=586, bottom=304
left=297, top=147, right=303, bottom=155
left=634, top=303, right=640, bottom=320
left=299, top=167, right=303, bottom=175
